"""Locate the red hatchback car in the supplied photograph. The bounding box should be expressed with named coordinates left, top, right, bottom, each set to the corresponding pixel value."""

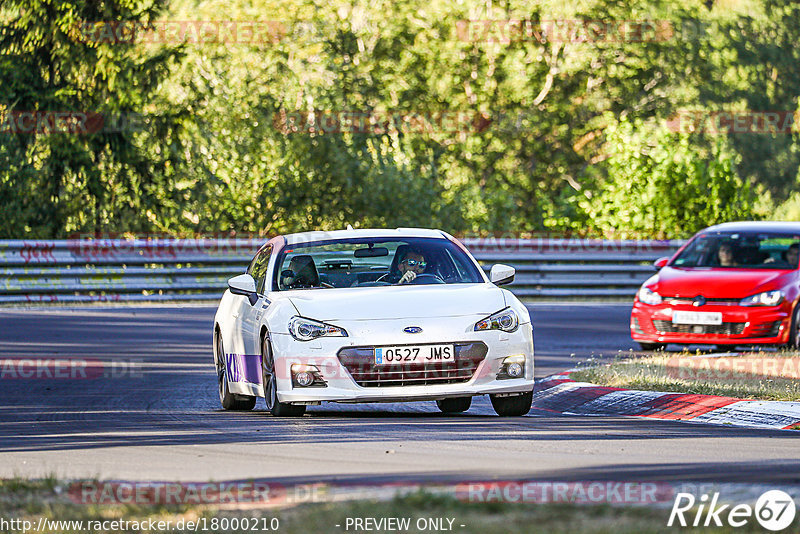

left=631, top=222, right=800, bottom=350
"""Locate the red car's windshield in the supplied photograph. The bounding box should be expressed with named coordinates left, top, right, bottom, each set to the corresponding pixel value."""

left=672, top=232, right=800, bottom=269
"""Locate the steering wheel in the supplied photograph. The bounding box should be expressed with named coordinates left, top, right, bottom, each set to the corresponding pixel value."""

left=408, top=273, right=445, bottom=285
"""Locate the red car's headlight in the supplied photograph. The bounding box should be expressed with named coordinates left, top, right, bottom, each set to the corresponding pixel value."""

left=739, top=290, right=784, bottom=307
left=638, top=286, right=662, bottom=305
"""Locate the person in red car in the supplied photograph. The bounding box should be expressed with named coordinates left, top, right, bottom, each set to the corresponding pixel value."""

left=764, top=243, right=799, bottom=268
left=717, top=242, right=738, bottom=267
left=785, top=243, right=799, bottom=268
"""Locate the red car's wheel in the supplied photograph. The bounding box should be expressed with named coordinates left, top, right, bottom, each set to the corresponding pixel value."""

left=789, top=305, right=800, bottom=349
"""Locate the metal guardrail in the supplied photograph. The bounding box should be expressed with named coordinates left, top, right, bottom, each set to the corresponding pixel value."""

left=0, top=238, right=684, bottom=304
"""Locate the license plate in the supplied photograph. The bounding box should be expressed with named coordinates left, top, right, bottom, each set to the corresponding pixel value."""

left=672, top=310, right=723, bottom=325
left=374, top=344, right=455, bottom=365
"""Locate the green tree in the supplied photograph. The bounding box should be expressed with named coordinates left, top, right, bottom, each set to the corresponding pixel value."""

left=0, top=0, right=181, bottom=237
left=580, top=118, right=756, bottom=238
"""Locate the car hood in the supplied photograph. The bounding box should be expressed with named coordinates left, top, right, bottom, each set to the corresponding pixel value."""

left=286, top=284, right=506, bottom=321
left=652, top=266, right=789, bottom=298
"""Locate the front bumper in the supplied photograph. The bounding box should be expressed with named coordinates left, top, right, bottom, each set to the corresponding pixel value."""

left=269, top=320, right=534, bottom=404
left=631, top=301, right=791, bottom=345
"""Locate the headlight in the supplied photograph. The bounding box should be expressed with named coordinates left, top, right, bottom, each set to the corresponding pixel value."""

left=638, top=286, right=662, bottom=305
left=288, top=316, right=348, bottom=341
left=475, top=308, right=519, bottom=332
left=739, top=290, right=784, bottom=307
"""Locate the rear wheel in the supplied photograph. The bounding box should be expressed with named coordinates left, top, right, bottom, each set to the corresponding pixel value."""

left=261, top=334, right=306, bottom=417
left=215, top=331, right=256, bottom=411
left=436, top=397, right=472, bottom=413
left=638, top=342, right=666, bottom=351
left=490, top=391, right=533, bottom=417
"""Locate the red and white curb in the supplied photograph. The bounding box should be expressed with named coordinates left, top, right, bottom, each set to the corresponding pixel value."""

left=533, top=373, right=800, bottom=431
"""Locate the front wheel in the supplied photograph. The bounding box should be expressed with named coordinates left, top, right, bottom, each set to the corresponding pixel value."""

left=215, top=331, right=256, bottom=411
left=788, top=305, right=800, bottom=349
left=638, top=342, right=666, bottom=351
left=436, top=397, right=472, bottom=413
left=490, top=391, right=533, bottom=417
left=261, top=334, right=306, bottom=417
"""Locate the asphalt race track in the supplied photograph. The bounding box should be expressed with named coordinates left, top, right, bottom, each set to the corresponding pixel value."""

left=0, top=304, right=798, bottom=485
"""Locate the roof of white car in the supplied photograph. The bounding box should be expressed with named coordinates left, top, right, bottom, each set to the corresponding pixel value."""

left=283, top=227, right=448, bottom=245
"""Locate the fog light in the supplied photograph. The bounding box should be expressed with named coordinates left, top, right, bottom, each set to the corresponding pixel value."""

left=290, top=363, right=324, bottom=388
left=497, top=355, right=526, bottom=380
left=506, top=362, right=523, bottom=378
left=295, top=372, right=314, bottom=387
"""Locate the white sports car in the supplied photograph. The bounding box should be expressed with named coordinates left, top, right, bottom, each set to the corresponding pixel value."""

left=213, top=228, right=534, bottom=417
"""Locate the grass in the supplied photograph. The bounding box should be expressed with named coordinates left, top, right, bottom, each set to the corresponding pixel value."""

left=0, top=481, right=773, bottom=534
left=570, top=350, right=800, bottom=401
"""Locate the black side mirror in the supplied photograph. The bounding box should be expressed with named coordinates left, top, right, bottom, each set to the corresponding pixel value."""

left=228, top=274, right=259, bottom=305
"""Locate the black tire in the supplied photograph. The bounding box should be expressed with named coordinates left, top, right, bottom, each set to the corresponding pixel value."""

left=638, top=342, right=667, bottom=351
left=490, top=391, right=533, bottom=417
left=261, top=334, right=306, bottom=417
left=436, top=397, right=472, bottom=413
left=789, top=305, right=800, bottom=349
left=215, top=330, right=256, bottom=411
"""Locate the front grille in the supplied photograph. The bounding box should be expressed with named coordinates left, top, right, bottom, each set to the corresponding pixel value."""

left=665, top=297, right=740, bottom=306
left=652, top=320, right=746, bottom=335
left=337, top=342, right=488, bottom=387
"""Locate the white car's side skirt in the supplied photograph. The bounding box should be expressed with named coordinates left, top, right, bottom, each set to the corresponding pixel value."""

left=229, top=380, right=264, bottom=397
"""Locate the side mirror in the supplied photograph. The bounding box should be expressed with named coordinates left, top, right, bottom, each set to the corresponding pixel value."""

left=228, top=274, right=258, bottom=305
left=653, top=257, right=669, bottom=270
left=489, top=264, right=515, bottom=286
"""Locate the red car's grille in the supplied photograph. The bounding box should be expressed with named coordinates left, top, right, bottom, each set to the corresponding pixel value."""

left=665, top=297, right=740, bottom=306
left=652, top=320, right=746, bottom=335
left=336, top=342, right=488, bottom=387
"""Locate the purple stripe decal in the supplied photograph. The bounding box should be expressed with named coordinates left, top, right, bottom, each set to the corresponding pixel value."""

left=226, top=353, right=262, bottom=385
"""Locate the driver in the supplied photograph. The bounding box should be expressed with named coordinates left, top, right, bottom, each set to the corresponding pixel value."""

left=396, top=248, right=428, bottom=284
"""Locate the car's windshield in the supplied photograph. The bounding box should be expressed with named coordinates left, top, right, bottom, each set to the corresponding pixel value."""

left=272, top=237, right=484, bottom=290
left=672, top=232, right=800, bottom=269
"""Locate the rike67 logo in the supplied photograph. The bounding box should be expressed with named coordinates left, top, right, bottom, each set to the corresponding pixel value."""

left=668, top=490, right=796, bottom=531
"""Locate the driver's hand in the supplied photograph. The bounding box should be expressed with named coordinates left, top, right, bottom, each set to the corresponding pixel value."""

left=398, top=271, right=417, bottom=284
